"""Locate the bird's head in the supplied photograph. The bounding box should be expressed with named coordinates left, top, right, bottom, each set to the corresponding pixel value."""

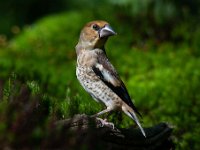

left=77, top=20, right=116, bottom=51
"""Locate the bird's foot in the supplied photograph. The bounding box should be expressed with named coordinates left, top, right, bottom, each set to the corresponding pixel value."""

left=96, top=118, right=115, bottom=129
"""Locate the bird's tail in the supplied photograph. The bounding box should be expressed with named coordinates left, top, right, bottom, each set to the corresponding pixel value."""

left=122, top=105, right=146, bottom=137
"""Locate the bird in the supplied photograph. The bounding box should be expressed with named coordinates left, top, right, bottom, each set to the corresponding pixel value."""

left=75, top=20, right=146, bottom=137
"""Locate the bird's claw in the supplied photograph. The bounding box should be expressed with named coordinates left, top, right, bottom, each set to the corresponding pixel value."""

left=96, top=118, right=115, bottom=129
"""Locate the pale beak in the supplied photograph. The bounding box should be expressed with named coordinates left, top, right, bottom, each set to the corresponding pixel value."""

left=99, top=24, right=117, bottom=38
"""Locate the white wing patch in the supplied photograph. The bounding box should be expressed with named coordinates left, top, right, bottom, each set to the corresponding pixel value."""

left=95, top=63, right=116, bottom=85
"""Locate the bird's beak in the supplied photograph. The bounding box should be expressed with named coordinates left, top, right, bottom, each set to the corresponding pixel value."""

left=99, top=24, right=117, bottom=38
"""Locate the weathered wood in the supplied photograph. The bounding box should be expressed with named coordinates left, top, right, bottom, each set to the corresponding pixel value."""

left=51, top=114, right=174, bottom=150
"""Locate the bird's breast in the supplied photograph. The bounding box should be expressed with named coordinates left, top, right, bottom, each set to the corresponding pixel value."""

left=76, top=65, right=122, bottom=109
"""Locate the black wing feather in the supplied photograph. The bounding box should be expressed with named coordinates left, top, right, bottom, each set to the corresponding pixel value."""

left=92, top=65, right=142, bottom=117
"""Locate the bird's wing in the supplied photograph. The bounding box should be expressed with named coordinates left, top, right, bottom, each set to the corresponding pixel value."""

left=92, top=52, right=142, bottom=117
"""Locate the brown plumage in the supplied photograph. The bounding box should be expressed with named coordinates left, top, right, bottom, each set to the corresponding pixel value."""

left=76, top=20, right=146, bottom=137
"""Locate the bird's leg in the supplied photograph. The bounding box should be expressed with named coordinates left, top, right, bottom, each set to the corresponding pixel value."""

left=91, top=108, right=115, bottom=129
left=91, top=108, right=112, bottom=118
left=96, top=118, right=115, bottom=129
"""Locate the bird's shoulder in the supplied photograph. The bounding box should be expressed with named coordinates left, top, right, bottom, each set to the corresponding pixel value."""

left=96, top=51, right=119, bottom=75
left=92, top=50, right=122, bottom=86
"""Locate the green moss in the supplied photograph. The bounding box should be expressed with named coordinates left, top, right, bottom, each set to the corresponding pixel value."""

left=0, top=11, right=200, bottom=149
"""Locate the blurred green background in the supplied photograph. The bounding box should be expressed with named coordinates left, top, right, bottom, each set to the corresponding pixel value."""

left=0, top=0, right=200, bottom=149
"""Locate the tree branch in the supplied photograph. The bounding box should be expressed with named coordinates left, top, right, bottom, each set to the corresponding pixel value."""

left=47, top=114, right=174, bottom=150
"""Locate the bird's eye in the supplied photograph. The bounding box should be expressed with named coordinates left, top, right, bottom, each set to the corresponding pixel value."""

left=92, top=24, right=100, bottom=31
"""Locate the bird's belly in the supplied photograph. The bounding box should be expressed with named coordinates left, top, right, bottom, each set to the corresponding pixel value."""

left=76, top=67, right=121, bottom=108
